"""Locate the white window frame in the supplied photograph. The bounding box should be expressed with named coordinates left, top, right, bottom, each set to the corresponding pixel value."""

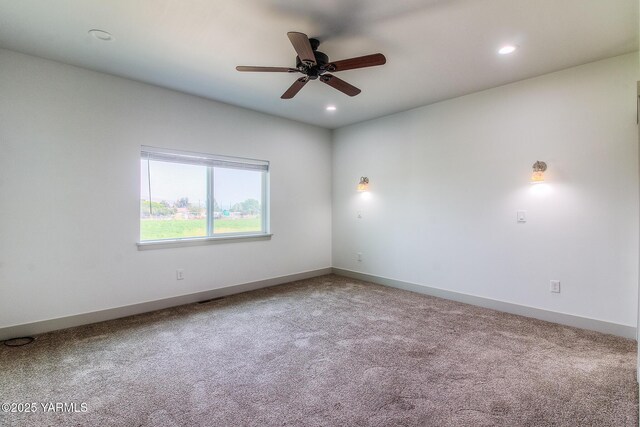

left=137, top=146, right=271, bottom=249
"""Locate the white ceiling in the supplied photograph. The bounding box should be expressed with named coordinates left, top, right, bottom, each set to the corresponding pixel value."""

left=0, top=0, right=637, bottom=129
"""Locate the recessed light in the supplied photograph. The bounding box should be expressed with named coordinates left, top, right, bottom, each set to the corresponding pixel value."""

left=89, top=29, right=114, bottom=42
left=498, top=45, right=517, bottom=55
left=326, top=105, right=336, bottom=111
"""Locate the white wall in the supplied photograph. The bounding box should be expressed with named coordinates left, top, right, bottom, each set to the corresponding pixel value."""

left=0, top=49, right=332, bottom=328
left=333, top=53, right=639, bottom=328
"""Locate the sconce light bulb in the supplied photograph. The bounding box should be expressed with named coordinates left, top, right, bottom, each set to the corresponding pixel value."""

left=531, top=171, right=545, bottom=183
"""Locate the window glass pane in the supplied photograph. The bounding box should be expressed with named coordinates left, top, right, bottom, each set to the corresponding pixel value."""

left=140, top=160, right=208, bottom=240
left=213, top=168, right=263, bottom=234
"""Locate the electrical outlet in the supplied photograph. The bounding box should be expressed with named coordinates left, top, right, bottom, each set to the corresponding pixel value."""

left=550, top=280, right=560, bottom=293
left=517, top=210, right=527, bottom=223
left=357, top=252, right=362, bottom=262
left=176, top=269, right=184, bottom=280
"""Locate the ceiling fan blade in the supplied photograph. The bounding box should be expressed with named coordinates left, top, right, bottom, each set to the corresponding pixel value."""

left=236, top=66, right=299, bottom=73
left=325, top=53, right=386, bottom=72
left=281, top=76, right=309, bottom=99
left=320, top=74, right=361, bottom=97
left=287, top=32, right=316, bottom=66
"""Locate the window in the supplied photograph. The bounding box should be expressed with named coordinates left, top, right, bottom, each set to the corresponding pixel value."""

left=140, top=146, right=269, bottom=243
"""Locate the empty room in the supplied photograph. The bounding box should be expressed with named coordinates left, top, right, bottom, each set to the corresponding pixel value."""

left=1, top=0, right=639, bottom=426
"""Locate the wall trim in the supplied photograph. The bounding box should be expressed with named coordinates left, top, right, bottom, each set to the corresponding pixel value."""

left=333, top=268, right=637, bottom=339
left=2, top=266, right=634, bottom=341
left=0, top=267, right=332, bottom=341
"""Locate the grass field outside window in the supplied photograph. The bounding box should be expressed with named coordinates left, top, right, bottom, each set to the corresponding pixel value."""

left=141, top=217, right=261, bottom=240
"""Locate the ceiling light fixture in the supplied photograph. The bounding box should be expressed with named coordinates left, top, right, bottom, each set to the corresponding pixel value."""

left=498, top=45, right=517, bottom=55
left=89, top=29, right=114, bottom=41
left=326, top=105, right=337, bottom=111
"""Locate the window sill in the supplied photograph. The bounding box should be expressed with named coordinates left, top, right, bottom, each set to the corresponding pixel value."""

left=137, top=233, right=273, bottom=250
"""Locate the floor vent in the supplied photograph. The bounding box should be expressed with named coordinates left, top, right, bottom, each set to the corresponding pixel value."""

left=4, top=336, right=35, bottom=347
left=197, top=297, right=225, bottom=305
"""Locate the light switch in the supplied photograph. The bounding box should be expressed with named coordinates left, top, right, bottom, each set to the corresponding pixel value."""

left=517, top=210, right=526, bottom=223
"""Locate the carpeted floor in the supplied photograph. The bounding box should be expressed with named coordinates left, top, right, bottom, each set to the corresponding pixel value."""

left=0, top=274, right=637, bottom=427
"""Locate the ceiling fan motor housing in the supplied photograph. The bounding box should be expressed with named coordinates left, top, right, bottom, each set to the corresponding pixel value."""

left=295, top=38, right=329, bottom=79
left=296, top=51, right=329, bottom=79
left=296, top=52, right=329, bottom=78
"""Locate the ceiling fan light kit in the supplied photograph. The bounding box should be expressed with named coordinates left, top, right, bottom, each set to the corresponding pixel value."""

left=236, top=32, right=386, bottom=99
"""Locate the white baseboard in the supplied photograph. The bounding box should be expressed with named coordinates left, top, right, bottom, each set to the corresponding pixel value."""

left=3, top=267, right=634, bottom=341
left=332, top=268, right=636, bottom=339
left=0, top=268, right=332, bottom=341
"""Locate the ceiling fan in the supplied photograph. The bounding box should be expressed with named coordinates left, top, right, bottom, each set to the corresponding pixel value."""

left=236, top=32, right=386, bottom=99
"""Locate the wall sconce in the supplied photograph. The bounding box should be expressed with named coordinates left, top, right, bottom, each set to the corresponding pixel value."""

left=531, top=161, right=547, bottom=184
left=357, top=176, right=369, bottom=192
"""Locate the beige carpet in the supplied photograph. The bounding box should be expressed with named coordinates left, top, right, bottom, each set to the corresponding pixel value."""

left=1, top=274, right=637, bottom=426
